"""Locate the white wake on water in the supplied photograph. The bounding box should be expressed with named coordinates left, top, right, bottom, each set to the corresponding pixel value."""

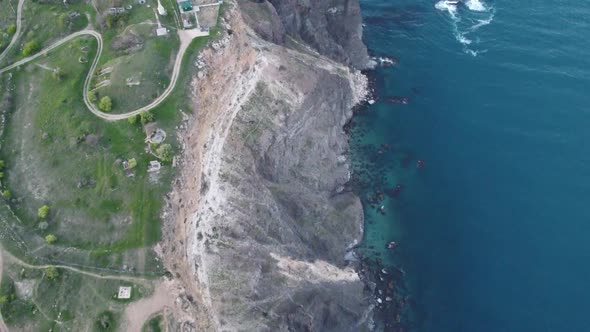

left=435, top=0, right=495, bottom=56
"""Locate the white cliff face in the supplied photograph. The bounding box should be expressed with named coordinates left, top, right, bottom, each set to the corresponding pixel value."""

left=165, top=2, right=372, bottom=331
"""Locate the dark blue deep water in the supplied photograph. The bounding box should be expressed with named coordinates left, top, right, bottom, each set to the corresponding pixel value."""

left=352, top=0, right=590, bottom=331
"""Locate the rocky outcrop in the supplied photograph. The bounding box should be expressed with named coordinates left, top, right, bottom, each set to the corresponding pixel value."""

left=238, top=0, right=370, bottom=69
left=164, top=1, right=372, bottom=331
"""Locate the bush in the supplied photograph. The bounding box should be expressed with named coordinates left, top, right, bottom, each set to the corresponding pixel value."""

left=99, top=96, right=112, bottom=112
left=127, top=158, right=137, bottom=169
left=95, top=311, right=116, bottom=332
left=1, top=190, right=10, bottom=199
left=127, top=114, right=138, bottom=125
left=37, top=205, right=50, bottom=219
left=140, top=111, right=154, bottom=125
left=156, top=144, right=173, bottom=162
left=45, top=234, right=57, bottom=244
left=88, top=90, right=97, bottom=102
left=6, top=24, right=16, bottom=35
left=22, top=40, right=39, bottom=56
left=58, top=13, right=69, bottom=29
left=0, top=172, right=4, bottom=179
left=0, top=160, right=5, bottom=169
left=38, top=221, right=49, bottom=231
left=44, top=266, right=59, bottom=280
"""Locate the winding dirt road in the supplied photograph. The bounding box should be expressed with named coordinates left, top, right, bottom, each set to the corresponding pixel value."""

left=0, top=26, right=206, bottom=121
left=0, top=0, right=24, bottom=65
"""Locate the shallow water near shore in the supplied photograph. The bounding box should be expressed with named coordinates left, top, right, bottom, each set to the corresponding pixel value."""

left=352, top=0, right=590, bottom=331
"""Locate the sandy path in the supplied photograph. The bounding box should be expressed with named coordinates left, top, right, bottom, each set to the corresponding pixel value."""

left=120, top=279, right=177, bottom=332
left=2, top=250, right=149, bottom=284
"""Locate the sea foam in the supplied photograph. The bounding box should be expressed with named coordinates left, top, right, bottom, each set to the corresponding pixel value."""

left=435, top=0, right=494, bottom=56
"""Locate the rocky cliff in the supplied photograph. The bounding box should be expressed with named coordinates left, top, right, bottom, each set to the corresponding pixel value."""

left=238, top=0, right=370, bottom=69
left=163, top=1, right=372, bottom=331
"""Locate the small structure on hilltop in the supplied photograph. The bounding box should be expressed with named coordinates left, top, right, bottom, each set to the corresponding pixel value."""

left=148, top=160, right=162, bottom=173
left=144, top=123, right=167, bottom=144
left=117, top=286, right=131, bottom=299
left=156, top=27, right=168, bottom=36
left=108, top=7, right=126, bottom=14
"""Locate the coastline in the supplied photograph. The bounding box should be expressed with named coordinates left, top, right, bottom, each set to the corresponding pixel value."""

left=159, top=2, right=377, bottom=330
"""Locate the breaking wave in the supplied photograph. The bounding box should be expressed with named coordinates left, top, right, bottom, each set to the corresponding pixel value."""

left=435, top=0, right=495, bottom=56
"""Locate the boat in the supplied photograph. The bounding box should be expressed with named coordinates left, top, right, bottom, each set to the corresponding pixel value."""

left=447, top=0, right=461, bottom=5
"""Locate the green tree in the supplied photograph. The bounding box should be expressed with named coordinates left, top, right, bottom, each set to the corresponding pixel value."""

left=22, top=40, right=39, bottom=56
left=140, top=111, right=154, bottom=125
left=0, top=160, right=5, bottom=169
left=0, top=295, right=8, bottom=305
left=2, top=189, right=10, bottom=199
left=6, top=24, right=16, bottom=35
left=45, top=234, right=57, bottom=244
left=38, top=205, right=50, bottom=219
left=127, top=114, right=138, bottom=125
left=0, top=172, right=4, bottom=179
left=44, top=266, right=59, bottom=280
left=88, top=90, right=97, bottom=102
left=156, top=144, right=173, bottom=162
left=58, top=13, right=69, bottom=29
left=38, top=221, right=49, bottom=231
left=99, top=96, right=112, bottom=112
left=127, top=158, right=137, bottom=169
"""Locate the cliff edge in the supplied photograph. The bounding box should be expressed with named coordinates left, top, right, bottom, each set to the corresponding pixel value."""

left=163, top=1, right=372, bottom=331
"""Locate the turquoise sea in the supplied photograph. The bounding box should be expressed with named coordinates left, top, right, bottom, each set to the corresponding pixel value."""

left=352, top=0, right=590, bottom=331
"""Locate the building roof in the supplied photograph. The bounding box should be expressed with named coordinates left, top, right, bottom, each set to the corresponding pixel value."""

left=118, top=286, right=132, bottom=299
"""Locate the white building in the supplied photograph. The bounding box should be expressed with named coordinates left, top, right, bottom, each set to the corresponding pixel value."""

left=117, top=286, right=132, bottom=299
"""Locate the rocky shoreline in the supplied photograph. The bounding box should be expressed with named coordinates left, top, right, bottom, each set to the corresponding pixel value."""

left=158, top=1, right=392, bottom=331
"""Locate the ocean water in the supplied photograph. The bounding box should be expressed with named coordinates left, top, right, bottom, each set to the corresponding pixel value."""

left=352, top=0, right=590, bottom=331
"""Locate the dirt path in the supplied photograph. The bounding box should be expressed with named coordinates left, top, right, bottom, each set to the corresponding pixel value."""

left=120, top=280, right=177, bottom=332
left=0, top=0, right=25, bottom=65
left=2, top=250, right=149, bottom=284
left=0, top=27, right=209, bottom=121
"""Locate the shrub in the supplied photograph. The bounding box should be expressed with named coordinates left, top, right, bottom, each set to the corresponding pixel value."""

left=45, top=234, right=57, bottom=244
left=6, top=24, right=16, bottom=35
left=88, top=90, right=97, bottom=102
left=99, top=96, right=112, bottom=112
left=127, top=114, right=138, bottom=125
left=95, top=311, right=116, bottom=331
left=38, top=221, right=49, bottom=231
left=58, top=13, right=69, bottom=29
left=127, top=158, right=137, bottom=169
left=156, top=144, right=173, bottom=162
left=140, top=111, right=154, bottom=125
left=44, top=266, right=59, bottom=280
left=22, top=40, right=39, bottom=56
left=1, top=190, right=10, bottom=199
left=38, top=205, right=50, bottom=219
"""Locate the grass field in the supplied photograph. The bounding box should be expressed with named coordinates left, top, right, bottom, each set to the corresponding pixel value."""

left=93, top=24, right=180, bottom=113
left=0, top=0, right=226, bottom=328
left=1, top=37, right=174, bottom=266
left=0, top=261, right=153, bottom=331
left=0, top=1, right=92, bottom=65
